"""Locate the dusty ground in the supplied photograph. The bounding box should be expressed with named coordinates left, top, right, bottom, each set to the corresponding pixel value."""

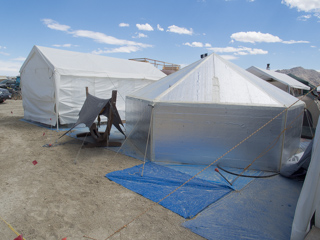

left=0, top=100, right=204, bottom=240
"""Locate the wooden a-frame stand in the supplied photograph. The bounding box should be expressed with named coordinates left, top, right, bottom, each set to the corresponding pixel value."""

left=76, top=87, right=122, bottom=148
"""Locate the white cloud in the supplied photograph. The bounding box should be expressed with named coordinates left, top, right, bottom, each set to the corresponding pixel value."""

left=236, top=52, right=248, bottom=55
left=0, top=51, right=9, bottom=56
left=183, top=42, right=212, bottom=48
left=220, top=55, right=238, bottom=60
left=42, top=19, right=71, bottom=32
left=231, top=31, right=309, bottom=45
left=314, top=13, right=320, bottom=18
left=71, top=29, right=152, bottom=48
left=245, top=48, right=268, bottom=55
left=208, top=46, right=268, bottom=55
left=0, top=46, right=7, bottom=50
left=282, top=40, right=309, bottom=44
left=119, top=23, right=129, bottom=27
left=184, top=42, right=204, bottom=47
left=157, top=24, right=164, bottom=31
left=281, top=0, right=320, bottom=12
left=52, top=44, right=74, bottom=48
left=247, top=0, right=255, bottom=2
left=297, top=14, right=312, bottom=21
left=136, top=23, right=154, bottom=31
left=92, top=46, right=142, bottom=54
left=132, top=33, right=148, bottom=39
left=167, top=25, right=193, bottom=35
left=208, top=46, right=242, bottom=53
left=231, top=31, right=282, bottom=43
left=42, top=19, right=152, bottom=52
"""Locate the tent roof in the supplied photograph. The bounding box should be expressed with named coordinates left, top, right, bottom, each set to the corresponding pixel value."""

left=129, top=53, right=302, bottom=107
left=247, top=66, right=310, bottom=91
left=20, top=45, right=166, bottom=80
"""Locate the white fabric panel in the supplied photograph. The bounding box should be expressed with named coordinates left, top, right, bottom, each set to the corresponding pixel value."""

left=30, top=46, right=166, bottom=80
left=57, top=76, right=155, bottom=124
left=129, top=58, right=204, bottom=101
left=247, top=66, right=310, bottom=90
left=58, top=76, right=95, bottom=124
left=21, top=52, right=56, bottom=126
left=218, top=56, right=301, bottom=107
left=159, top=55, right=213, bottom=102
left=291, top=117, right=320, bottom=240
left=214, top=56, right=279, bottom=105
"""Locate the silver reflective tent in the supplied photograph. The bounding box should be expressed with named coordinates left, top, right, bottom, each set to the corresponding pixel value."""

left=126, top=53, right=305, bottom=171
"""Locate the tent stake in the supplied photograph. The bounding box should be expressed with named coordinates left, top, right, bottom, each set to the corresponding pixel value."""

left=215, top=168, right=232, bottom=186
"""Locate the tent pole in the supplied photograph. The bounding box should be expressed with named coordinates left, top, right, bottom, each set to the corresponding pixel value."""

left=279, top=109, right=288, bottom=171
left=141, top=102, right=155, bottom=176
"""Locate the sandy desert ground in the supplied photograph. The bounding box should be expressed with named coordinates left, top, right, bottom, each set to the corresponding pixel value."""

left=0, top=99, right=204, bottom=240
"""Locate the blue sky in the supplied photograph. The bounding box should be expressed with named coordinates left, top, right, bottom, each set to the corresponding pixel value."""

left=0, top=0, right=319, bottom=76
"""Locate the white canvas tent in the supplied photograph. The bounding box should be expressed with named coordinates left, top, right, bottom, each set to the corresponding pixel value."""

left=126, top=53, right=305, bottom=171
left=291, top=117, right=320, bottom=239
left=247, top=66, right=310, bottom=96
left=20, top=45, right=166, bottom=128
left=247, top=66, right=319, bottom=138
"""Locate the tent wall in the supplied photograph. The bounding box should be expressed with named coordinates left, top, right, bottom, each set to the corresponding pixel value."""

left=246, top=66, right=310, bottom=91
left=127, top=97, right=304, bottom=171
left=57, top=76, right=154, bottom=124
left=281, top=104, right=304, bottom=167
left=299, top=95, right=320, bottom=129
left=291, top=117, right=320, bottom=240
left=126, top=96, right=153, bottom=157
left=21, top=52, right=56, bottom=126
left=268, top=80, right=290, bottom=93
left=150, top=102, right=287, bottom=171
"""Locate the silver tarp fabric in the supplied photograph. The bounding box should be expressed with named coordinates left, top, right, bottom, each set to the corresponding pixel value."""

left=60, top=93, right=125, bottom=138
left=76, top=93, right=110, bottom=128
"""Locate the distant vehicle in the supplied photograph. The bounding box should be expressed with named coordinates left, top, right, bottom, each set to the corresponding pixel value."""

left=0, top=88, right=12, bottom=103
left=0, top=79, right=17, bottom=93
left=16, top=76, right=20, bottom=88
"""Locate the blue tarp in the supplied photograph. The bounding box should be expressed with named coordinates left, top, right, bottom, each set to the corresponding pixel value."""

left=183, top=175, right=303, bottom=240
left=106, top=162, right=232, bottom=218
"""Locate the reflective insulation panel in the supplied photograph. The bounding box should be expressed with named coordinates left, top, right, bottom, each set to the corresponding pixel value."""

left=280, top=103, right=304, bottom=167
left=126, top=96, right=153, bottom=158
left=126, top=98, right=304, bottom=172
